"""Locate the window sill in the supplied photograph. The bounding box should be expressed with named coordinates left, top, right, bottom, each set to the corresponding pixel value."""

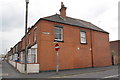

left=54, top=40, right=64, bottom=42
left=80, top=43, right=87, bottom=45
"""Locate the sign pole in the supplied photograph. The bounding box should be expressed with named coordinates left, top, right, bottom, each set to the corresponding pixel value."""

left=55, top=43, right=60, bottom=73
left=56, top=51, right=59, bottom=73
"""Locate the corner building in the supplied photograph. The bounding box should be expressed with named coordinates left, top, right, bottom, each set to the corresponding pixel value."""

left=7, top=2, right=112, bottom=72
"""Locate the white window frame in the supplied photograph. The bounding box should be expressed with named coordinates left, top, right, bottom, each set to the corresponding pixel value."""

left=54, top=27, right=63, bottom=41
left=80, top=31, right=87, bottom=44
left=27, top=48, right=37, bottom=63
left=20, top=51, right=25, bottom=63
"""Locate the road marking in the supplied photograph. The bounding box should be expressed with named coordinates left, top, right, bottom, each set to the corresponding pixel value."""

left=50, top=69, right=118, bottom=78
left=103, top=75, right=119, bottom=78
left=0, top=73, right=8, bottom=76
left=50, top=76, right=61, bottom=78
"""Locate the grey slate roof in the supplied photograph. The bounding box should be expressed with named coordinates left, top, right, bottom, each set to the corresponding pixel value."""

left=40, top=14, right=108, bottom=33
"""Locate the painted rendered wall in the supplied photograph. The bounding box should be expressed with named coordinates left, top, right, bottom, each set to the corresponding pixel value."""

left=17, top=63, right=39, bottom=73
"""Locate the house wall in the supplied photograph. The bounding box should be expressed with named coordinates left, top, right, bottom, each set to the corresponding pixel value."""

left=110, top=40, right=119, bottom=55
left=110, top=40, right=120, bottom=65
left=21, top=26, right=35, bottom=50
left=21, top=37, right=25, bottom=50
left=28, top=28, right=35, bottom=46
left=35, top=20, right=112, bottom=71
left=92, top=31, right=112, bottom=67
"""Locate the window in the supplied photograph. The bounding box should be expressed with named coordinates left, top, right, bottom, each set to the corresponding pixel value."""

left=13, top=54, right=18, bottom=61
left=28, top=33, right=30, bottom=45
left=34, top=27, right=37, bottom=42
left=20, top=51, right=25, bottom=63
left=27, top=49, right=37, bottom=63
left=80, top=31, right=87, bottom=44
left=54, top=27, right=63, bottom=41
left=9, top=55, right=12, bottom=60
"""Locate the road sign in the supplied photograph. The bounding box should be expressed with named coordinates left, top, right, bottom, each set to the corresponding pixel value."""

left=55, top=43, right=60, bottom=73
left=55, top=43, right=60, bottom=51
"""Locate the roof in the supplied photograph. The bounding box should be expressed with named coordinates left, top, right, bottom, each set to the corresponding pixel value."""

left=40, top=14, right=108, bottom=33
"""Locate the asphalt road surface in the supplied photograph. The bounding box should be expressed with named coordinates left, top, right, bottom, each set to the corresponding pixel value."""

left=0, top=63, right=2, bottom=80
left=1, top=61, right=119, bottom=80
left=58, top=68, right=119, bottom=79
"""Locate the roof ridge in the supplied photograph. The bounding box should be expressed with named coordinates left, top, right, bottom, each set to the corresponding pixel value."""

left=66, top=16, right=90, bottom=23
left=42, top=13, right=59, bottom=18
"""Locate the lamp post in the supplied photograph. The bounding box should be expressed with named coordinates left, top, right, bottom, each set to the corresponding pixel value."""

left=25, top=0, right=29, bottom=73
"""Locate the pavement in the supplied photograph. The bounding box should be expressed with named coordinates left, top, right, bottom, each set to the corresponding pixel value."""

left=1, top=60, right=119, bottom=80
left=0, top=62, right=2, bottom=80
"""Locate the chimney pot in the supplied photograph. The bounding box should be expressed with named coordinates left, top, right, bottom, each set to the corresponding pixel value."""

left=59, top=2, right=67, bottom=19
left=28, top=27, right=31, bottom=31
left=61, top=2, right=64, bottom=7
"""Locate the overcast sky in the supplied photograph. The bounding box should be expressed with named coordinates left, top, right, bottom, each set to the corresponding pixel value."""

left=0, top=0, right=119, bottom=54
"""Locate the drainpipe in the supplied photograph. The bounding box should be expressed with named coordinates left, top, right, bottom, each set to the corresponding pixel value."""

left=90, top=30, right=94, bottom=68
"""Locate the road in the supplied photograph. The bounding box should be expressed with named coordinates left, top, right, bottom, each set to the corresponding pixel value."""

left=1, top=61, right=119, bottom=80
left=0, top=62, right=2, bottom=80
left=58, top=68, right=119, bottom=79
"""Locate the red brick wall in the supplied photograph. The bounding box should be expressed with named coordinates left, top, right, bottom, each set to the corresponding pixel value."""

left=92, top=31, right=112, bottom=67
left=110, top=40, right=119, bottom=55
left=21, top=27, right=35, bottom=50
left=21, top=37, right=25, bottom=49
left=110, top=40, right=120, bottom=65
left=35, top=20, right=112, bottom=71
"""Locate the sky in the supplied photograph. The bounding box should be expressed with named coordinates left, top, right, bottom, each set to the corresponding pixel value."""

left=0, top=0, right=119, bottom=54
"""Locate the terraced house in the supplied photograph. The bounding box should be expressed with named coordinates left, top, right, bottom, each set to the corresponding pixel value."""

left=7, top=2, right=112, bottom=73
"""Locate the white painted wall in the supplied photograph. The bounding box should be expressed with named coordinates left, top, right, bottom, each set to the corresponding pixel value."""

left=17, top=63, right=25, bottom=73
left=8, top=60, right=16, bottom=67
left=27, top=64, right=39, bottom=73
left=17, top=63, right=39, bottom=73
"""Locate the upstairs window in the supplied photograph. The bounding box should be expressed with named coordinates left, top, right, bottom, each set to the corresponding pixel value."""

left=34, top=27, right=37, bottom=42
left=80, top=30, right=87, bottom=44
left=28, top=32, right=30, bottom=45
left=54, top=25, right=63, bottom=41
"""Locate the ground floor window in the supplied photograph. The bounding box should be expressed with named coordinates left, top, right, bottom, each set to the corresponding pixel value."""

left=27, top=48, right=37, bottom=63
left=20, top=51, right=25, bottom=63
left=9, top=55, right=12, bottom=60
left=13, top=53, right=18, bottom=61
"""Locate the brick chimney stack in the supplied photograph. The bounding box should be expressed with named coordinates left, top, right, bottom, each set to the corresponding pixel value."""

left=59, top=2, right=67, bottom=19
